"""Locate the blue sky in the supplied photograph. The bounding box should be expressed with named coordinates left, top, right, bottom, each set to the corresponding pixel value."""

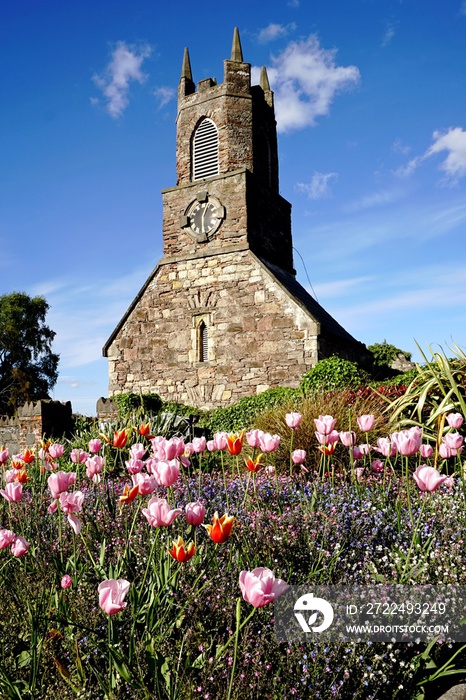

left=2, top=0, right=466, bottom=415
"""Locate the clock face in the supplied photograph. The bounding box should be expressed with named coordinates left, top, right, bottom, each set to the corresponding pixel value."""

left=189, top=201, right=218, bottom=236
left=184, top=195, right=224, bottom=242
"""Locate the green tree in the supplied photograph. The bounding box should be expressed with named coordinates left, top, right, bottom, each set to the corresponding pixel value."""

left=0, top=292, right=59, bottom=415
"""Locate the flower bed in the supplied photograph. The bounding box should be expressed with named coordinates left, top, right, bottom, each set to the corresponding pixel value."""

left=0, top=412, right=465, bottom=699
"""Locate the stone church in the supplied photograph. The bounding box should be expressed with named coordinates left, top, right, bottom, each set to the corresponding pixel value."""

left=103, top=29, right=367, bottom=409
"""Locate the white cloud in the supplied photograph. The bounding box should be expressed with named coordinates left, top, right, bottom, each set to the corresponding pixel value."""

left=154, top=86, right=176, bottom=108
left=345, top=188, right=405, bottom=212
left=296, top=171, right=338, bottom=199
left=93, top=42, right=152, bottom=118
left=32, top=264, right=153, bottom=370
left=427, top=127, right=466, bottom=183
left=381, top=23, right=396, bottom=47
left=258, top=23, right=296, bottom=43
left=397, top=127, right=466, bottom=183
left=312, top=276, right=374, bottom=299
left=266, top=35, right=360, bottom=133
left=392, top=138, right=411, bottom=155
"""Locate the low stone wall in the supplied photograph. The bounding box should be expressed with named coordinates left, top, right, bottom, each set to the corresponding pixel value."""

left=0, top=400, right=74, bottom=454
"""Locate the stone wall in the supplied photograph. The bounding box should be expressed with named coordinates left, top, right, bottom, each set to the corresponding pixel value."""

left=0, top=400, right=73, bottom=454
left=107, top=249, right=320, bottom=409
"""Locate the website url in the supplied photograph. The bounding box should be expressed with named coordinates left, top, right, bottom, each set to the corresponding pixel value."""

left=346, top=624, right=449, bottom=635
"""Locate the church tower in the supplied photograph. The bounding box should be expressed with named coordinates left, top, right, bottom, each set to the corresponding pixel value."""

left=104, top=29, right=366, bottom=408
left=163, top=27, right=293, bottom=272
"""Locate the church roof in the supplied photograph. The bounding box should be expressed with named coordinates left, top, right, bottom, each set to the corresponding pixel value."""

left=257, top=256, right=362, bottom=346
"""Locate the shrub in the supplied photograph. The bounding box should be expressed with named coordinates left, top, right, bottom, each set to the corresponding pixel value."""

left=300, top=356, right=371, bottom=394
left=112, top=392, right=163, bottom=418
left=368, top=340, right=412, bottom=368
left=202, top=386, right=299, bottom=434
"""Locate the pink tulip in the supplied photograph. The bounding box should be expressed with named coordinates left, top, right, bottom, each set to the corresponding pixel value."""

left=357, top=415, right=375, bottom=432
left=314, top=415, right=336, bottom=435
left=67, top=515, right=82, bottom=535
left=340, top=431, right=356, bottom=447
left=239, top=567, right=288, bottom=608
left=48, top=500, right=58, bottom=514
left=131, top=472, right=157, bottom=495
left=151, top=437, right=184, bottom=460
left=192, top=437, right=207, bottom=453
left=86, top=455, right=105, bottom=480
left=59, top=491, right=84, bottom=514
left=315, top=430, right=339, bottom=446
left=246, top=429, right=263, bottom=449
left=152, top=459, right=180, bottom=487
left=0, top=447, right=9, bottom=464
left=207, top=432, right=228, bottom=451
left=446, top=413, right=464, bottom=429
left=377, top=437, right=396, bottom=458
left=59, top=491, right=84, bottom=534
left=11, top=535, right=30, bottom=557
left=48, top=443, right=64, bottom=459
left=443, top=432, right=464, bottom=451
left=439, top=443, right=457, bottom=459
left=70, top=449, right=89, bottom=464
left=0, top=529, right=16, bottom=549
left=413, top=465, right=449, bottom=492
left=291, top=449, right=306, bottom=465
left=286, top=412, right=303, bottom=430
left=352, top=446, right=364, bottom=460
left=125, top=458, right=144, bottom=475
left=142, top=497, right=182, bottom=527
left=258, top=433, right=281, bottom=453
left=265, top=465, right=276, bottom=476
left=358, top=443, right=372, bottom=455
left=61, top=574, right=73, bottom=589
left=130, top=443, right=147, bottom=460
left=88, top=438, right=102, bottom=454
left=371, top=459, right=384, bottom=473
left=392, top=427, right=422, bottom=456
left=185, top=501, right=206, bottom=526
left=48, top=471, right=76, bottom=499
left=419, top=444, right=433, bottom=459
left=0, top=482, right=23, bottom=503
left=98, top=578, right=130, bottom=615
left=355, top=467, right=365, bottom=481
left=5, top=469, right=15, bottom=483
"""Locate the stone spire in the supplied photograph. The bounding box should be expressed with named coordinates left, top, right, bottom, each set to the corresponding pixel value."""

left=181, top=47, right=193, bottom=82
left=230, top=27, right=243, bottom=62
left=179, top=47, right=195, bottom=96
left=259, top=66, right=270, bottom=91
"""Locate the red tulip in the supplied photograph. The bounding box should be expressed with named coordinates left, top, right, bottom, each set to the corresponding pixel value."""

left=227, top=432, right=245, bottom=456
left=204, top=511, right=234, bottom=543
left=118, top=484, right=139, bottom=507
left=168, top=536, right=196, bottom=563
left=245, top=454, right=263, bottom=472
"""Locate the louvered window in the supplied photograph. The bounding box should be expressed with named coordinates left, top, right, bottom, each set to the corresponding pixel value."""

left=199, top=321, right=208, bottom=362
left=193, top=119, right=219, bottom=180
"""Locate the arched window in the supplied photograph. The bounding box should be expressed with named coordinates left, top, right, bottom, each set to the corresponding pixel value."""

left=198, top=321, right=208, bottom=362
left=193, top=118, right=219, bottom=180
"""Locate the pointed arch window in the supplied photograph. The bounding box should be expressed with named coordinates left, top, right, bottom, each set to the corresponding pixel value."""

left=198, top=320, right=209, bottom=362
left=193, top=118, right=219, bottom=180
